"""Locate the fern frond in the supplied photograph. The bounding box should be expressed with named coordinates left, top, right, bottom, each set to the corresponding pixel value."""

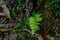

left=29, top=13, right=43, bottom=35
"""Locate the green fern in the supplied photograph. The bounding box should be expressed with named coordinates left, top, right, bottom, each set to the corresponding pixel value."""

left=29, top=13, right=43, bottom=35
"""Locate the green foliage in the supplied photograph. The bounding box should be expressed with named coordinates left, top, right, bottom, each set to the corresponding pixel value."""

left=17, top=21, right=22, bottom=27
left=43, top=0, right=60, bottom=17
left=16, top=0, right=24, bottom=9
left=11, top=10, right=17, bottom=19
left=52, top=0, right=60, bottom=3
left=18, top=35, right=25, bottom=40
left=38, top=0, right=44, bottom=3
left=55, top=11, right=60, bottom=16
left=56, top=32, right=60, bottom=37
left=52, top=4, right=60, bottom=9
left=49, top=36, right=54, bottom=40
left=10, top=29, right=16, bottom=33
left=10, top=1, right=24, bottom=34
left=11, top=11, right=23, bottom=34
left=44, top=0, right=60, bottom=9
left=44, top=4, right=50, bottom=9
left=29, top=13, right=43, bottom=35
left=12, top=12, right=16, bottom=17
left=17, top=29, right=22, bottom=33
left=27, top=33, right=31, bottom=37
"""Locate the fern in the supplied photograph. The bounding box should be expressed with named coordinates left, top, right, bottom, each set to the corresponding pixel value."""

left=29, top=13, right=43, bottom=35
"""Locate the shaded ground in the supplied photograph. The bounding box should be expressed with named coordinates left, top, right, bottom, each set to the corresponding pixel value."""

left=0, top=0, right=60, bottom=40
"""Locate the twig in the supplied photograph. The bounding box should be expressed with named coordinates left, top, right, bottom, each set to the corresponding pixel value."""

left=23, top=29, right=44, bottom=40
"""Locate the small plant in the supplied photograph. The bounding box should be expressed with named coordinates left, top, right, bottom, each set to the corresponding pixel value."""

left=29, top=12, right=43, bottom=35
